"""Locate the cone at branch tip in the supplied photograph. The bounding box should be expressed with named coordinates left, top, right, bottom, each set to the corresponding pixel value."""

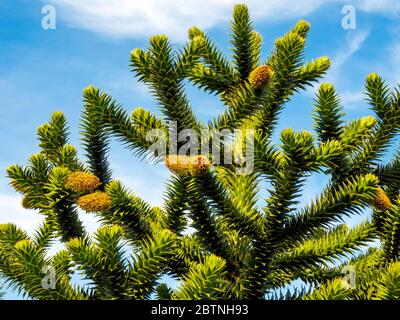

left=373, top=187, right=392, bottom=211
left=66, top=171, right=101, bottom=193
left=248, top=65, right=272, bottom=90
left=165, top=155, right=211, bottom=176
left=77, top=192, right=111, bottom=213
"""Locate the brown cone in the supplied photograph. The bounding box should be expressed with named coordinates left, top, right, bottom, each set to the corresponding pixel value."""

left=66, top=171, right=100, bottom=193
left=248, top=65, right=272, bottom=89
left=77, top=192, right=112, bottom=212
left=373, top=187, right=392, bottom=211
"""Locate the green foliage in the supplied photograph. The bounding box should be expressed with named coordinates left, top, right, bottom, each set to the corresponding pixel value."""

left=230, top=4, right=260, bottom=78
left=67, top=225, right=127, bottom=299
left=126, top=229, right=176, bottom=299
left=1, top=4, right=400, bottom=300
left=0, top=224, right=87, bottom=299
left=373, top=261, right=400, bottom=299
left=313, top=83, right=344, bottom=142
left=173, top=255, right=229, bottom=300
left=304, top=278, right=351, bottom=300
left=81, top=93, right=112, bottom=187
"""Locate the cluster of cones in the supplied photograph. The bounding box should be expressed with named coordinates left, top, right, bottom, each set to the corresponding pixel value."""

left=41, top=66, right=273, bottom=213
left=25, top=171, right=392, bottom=213
left=65, top=155, right=212, bottom=212
left=65, top=171, right=111, bottom=213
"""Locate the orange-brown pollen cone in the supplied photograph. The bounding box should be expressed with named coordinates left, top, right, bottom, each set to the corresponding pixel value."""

left=66, top=171, right=100, bottom=193
left=165, top=155, right=211, bottom=176
left=189, top=155, right=211, bottom=176
left=77, top=192, right=112, bottom=212
left=248, top=65, right=272, bottom=89
left=373, top=187, right=392, bottom=211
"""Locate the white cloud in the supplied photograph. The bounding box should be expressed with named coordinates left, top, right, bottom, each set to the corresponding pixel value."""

left=0, top=193, right=101, bottom=238
left=78, top=209, right=102, bottom=236
left=44, top=0, right=400, bottom=42
left=339, top=89, right=367, bottom=108
left=0, top=194, right=43, bottom=235
left=111, top=160, right=170, bottom=207
left=353, top=0, right=400, bottom=15
left=47, top=0, right=324, bottom=41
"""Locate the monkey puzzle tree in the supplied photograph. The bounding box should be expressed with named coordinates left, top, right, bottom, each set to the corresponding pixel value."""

left=1, top=4, right=400, bottom=300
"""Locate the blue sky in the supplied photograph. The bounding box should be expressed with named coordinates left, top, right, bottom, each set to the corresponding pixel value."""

left=1, top=0, right=400, bottom=299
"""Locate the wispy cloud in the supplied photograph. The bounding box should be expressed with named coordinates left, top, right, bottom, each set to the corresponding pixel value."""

left=42, top=0, right=400, bottom=42
left=326, top=30, right=370, bottom=84
left=353, top=0, right=400, bottom=16
left=45, top=0, right=325, bottom=41
left=305, top=30, right=370, bottom=107
left=385, top=42, right=400, bottom=85
left=339, top=89, right=365, bottom=108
